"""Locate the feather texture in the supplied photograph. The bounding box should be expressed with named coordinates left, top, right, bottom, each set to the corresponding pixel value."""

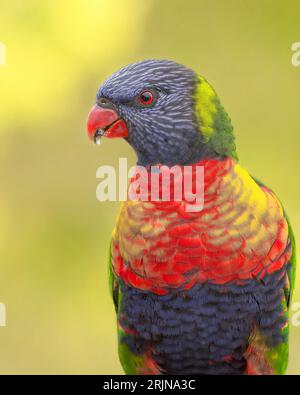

left=109, top=158, right=294, bottom=374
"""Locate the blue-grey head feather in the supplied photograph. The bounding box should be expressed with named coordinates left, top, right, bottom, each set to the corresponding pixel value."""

left=97, top=60, right=218, bottom=165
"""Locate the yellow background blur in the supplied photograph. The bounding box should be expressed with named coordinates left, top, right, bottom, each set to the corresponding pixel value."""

left=0, top=0, right=299, bottom=374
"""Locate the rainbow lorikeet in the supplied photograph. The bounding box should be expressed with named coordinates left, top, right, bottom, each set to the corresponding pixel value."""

left=86, top=60, right=296, bottom=375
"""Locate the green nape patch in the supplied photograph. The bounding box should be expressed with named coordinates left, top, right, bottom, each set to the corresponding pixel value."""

left=194, top=76, right=238, bottom=160
left=194, top=76, right=217, bottom=138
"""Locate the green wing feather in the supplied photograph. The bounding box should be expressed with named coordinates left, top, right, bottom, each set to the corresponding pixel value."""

left=252, top=176, right=296, bottom=307
left=250, top=176, right=296, bottom=374
left=284, top=213, right=297, bottom=308
left=108, top=239, right=119, bottom=313
left=108, top=238, right=146, bottom=374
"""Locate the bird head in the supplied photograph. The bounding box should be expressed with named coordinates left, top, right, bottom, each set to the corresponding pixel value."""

left=87, top=60, right=237, bottom=166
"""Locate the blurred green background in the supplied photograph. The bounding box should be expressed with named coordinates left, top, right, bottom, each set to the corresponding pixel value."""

left=0, top=0, right=299, bottom=374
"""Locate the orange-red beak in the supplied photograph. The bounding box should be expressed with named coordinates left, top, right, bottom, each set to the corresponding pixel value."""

left=86, top=105, right=128, bottom=143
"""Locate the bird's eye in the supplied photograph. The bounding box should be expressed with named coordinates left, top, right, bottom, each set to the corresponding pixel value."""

left=138, top=90, right=156, bottom=107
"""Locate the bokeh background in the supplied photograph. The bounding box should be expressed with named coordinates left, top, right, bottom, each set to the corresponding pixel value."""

left=0, top=0, right=300, bottom=374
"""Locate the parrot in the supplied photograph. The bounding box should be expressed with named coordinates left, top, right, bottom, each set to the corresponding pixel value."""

left=86, top=60, right=296, bottom=375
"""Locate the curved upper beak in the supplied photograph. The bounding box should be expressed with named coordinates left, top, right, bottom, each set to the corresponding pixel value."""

left=86, top=105, right=129, bottom=144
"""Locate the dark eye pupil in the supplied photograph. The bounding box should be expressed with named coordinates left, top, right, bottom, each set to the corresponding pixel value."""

left=140, top=91, right=153, bottom=104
